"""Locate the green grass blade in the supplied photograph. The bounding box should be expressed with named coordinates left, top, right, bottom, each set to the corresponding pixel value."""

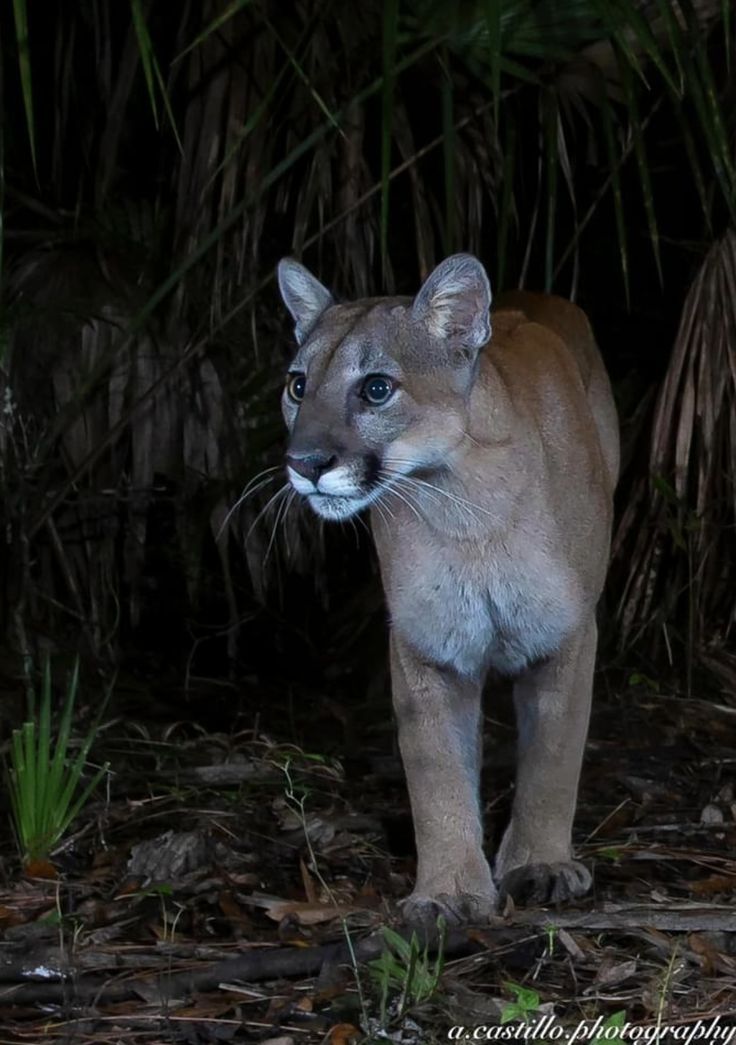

left=129, top=0, right=159, bottom=128
left=441, top=59, right=456, bottom=256
left=723, top=0, right=732, bottom=72
left=605, top=0, right=679, bottom=96
left=10, top=0, right=36, bottom=178
left=151, top=45, right=183, bottom=155
left=60, top=763, right=110, bottom=843
left=264, top=17, right=340, bottom=134
left=598, top=88, right=630, bottom=305
left=381, top=0, right=399, bottom=272
left=497, top=55, right=542, bottom=86
left=20, top=722, right=37, bottom=857
left=616, top=49, right=662, bottom=285
left=129, top=0, right=182, bottom=153
left=45, top=661, right=78, bottom=831
left=676, top=100, right=713, bottom=235
left=483, top=0, right=502, bottom=126
left=55, top=660, right=109, bottom=834
left=35, top=660, right=52, bottom=845
left=543, top=93, right=559, bottom=292
left=9, top=730, right=27, bottom=847
left=686, top=25, right=736, bottom=223
left=174, top=0, right=255, bottom=63
left=496, top=116, right=516, bottom=290
left=652, top=0, right=686, bottom=93
left=202, top=11, right=320, bottom=193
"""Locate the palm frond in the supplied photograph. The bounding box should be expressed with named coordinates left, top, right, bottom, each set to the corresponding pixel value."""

left=613, top=228, right=736, bottom=673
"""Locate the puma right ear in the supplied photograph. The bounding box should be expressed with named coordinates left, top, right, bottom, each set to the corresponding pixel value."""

left=412, top=254, right=492, bottom=354
left=277, top=258, right=334, bottom=344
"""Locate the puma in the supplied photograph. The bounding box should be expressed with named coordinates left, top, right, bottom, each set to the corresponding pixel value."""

left=277, top=254, right=619, bottom=925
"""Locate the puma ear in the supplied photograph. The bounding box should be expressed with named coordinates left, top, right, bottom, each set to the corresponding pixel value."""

left=277, top=258, right=334, bottom=344
left=412, top=254, right=492, bottom=353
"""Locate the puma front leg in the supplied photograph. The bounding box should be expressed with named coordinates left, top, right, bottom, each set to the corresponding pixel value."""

left=390, top=635, right=496, bottom=926
left=494, top=618, right=597, bottom=904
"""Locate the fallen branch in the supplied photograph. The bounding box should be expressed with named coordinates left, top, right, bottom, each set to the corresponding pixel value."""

left=3, top=903, right=736, bottom=1010
left=511, top=904, right=736, bottom=933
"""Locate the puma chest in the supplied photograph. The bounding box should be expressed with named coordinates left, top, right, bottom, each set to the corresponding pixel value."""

left=380, top=537, right=581, bottom=679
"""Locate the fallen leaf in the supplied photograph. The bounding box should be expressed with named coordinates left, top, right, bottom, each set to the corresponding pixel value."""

left=689, top=874, right=736, bottom=896
left=247, top=893, right=362, bottom=925
left=329, top=1025, right=360, bottom=1045
left=593, top=956, right=638, bottom=987
left=24, top=860, right=57, bottom=880
left=0, top=904, right=25, bottom=928
left=557, top=928, right=585, bottom=960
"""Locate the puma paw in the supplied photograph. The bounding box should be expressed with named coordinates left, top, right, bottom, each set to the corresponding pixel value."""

left=499, top=860, right=591, bottom=906
left=401, top=889, right=497, bottom=928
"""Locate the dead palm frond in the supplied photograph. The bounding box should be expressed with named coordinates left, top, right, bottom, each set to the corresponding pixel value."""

left=612, top=228, right=736, bottom=680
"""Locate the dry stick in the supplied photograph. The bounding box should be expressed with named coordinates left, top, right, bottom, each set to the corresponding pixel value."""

left=5, top=904, right=736, bottom=1009
left=511, top=905, right=736, bottom=933
left=0, top=925, right=487, bottom=1007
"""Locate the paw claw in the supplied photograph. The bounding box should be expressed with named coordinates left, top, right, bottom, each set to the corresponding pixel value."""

left=499, top=860, right=591, bottom=906
left=401, top=890, right=497, bottom=928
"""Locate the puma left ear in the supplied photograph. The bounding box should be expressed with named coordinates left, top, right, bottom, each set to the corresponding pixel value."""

left=277, top=258, right=334, bottom=344
left=412, top=254, right=492, bottom=354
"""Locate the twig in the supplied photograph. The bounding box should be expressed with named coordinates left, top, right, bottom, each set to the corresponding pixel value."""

left=4, top=902, right=736, bottom=1009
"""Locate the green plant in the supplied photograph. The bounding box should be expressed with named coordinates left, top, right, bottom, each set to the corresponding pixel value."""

left=596, top=846, right=624, bottom=863
left=592, top=1010, right=626, bottom=1044
left=544, top=922, right=558, bottom=956
left=369, top=919, right=447, bottom=1025
left=500, top=980, right=541, bottom=1023
left=6, top=659, right=109, bottom=866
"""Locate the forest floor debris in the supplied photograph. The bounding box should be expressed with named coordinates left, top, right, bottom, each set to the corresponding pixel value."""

left=1, top=675, right=735, bottom=1042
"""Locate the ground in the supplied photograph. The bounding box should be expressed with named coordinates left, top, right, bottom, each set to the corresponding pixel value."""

left=1, top=667, right=735, bottom=1043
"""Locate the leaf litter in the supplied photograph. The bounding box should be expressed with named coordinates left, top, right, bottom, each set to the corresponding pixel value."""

left=0, top=672, right=735, bottom=1043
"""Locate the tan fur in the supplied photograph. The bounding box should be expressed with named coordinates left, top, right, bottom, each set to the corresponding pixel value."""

left=277, top=255, right=619, bottom=925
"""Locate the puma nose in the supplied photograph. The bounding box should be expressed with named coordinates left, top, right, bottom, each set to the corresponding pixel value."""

left=286, top=452, right=337, bottom=484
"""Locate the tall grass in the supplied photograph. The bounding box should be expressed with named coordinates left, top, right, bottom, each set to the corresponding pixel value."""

left=6, top=660, right=109, bottom=866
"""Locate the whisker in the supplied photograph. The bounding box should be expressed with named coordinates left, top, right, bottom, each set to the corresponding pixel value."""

left=217, top=466, right=281, bottom=538
left=265, top=487, right=296, bottom=565
left=344, top=515, right=361, bottom=548
left=244, top=483, right=290, bottom=546
left=399, top=475, right=480, bottom=523
left=379, top=476, right=425, bottom=524
left=382, top=459, right=493, bottom=520
left=380, top=464, right=476, bottom=520
left=353, top=512, right=372, bottom=538
left=380, top=471, right=444, bottom=510
left=372, top=502, right=388, bottom=530
left=372, top=495, right=395, bottom=529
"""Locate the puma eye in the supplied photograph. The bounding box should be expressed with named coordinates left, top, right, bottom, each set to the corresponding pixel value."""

left=287, top=373, right=306, bottom=403
left=361, top=374, right=395, bottom=405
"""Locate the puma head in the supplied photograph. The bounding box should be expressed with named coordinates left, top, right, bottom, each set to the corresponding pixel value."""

left=276, top=254, right=492, bottom=520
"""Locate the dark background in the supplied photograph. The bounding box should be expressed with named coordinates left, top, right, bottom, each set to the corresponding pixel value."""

left=1, top=0, right=735, bottom=729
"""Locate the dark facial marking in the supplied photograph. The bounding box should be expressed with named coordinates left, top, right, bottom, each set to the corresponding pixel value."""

left=364, top=451, right=382, bottom=490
